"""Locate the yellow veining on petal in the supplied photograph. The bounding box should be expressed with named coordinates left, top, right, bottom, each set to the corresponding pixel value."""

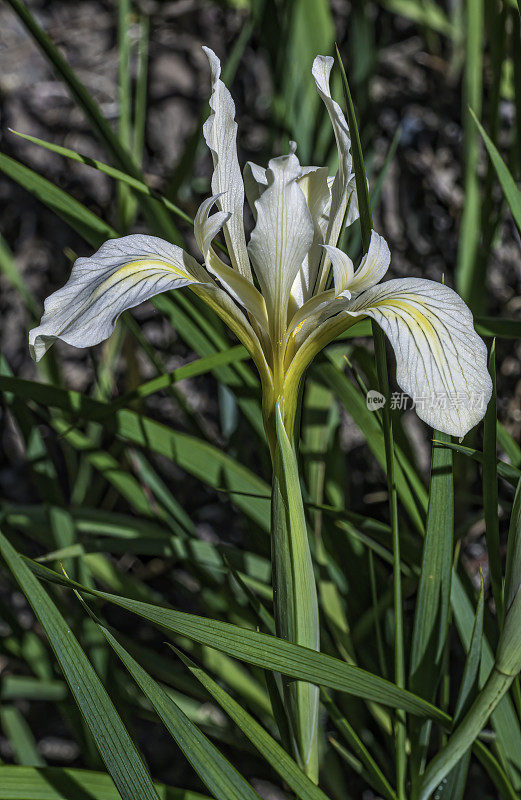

left=89, top=260, right=194, bottom=302
left=370, top=298, right=443, bottom=361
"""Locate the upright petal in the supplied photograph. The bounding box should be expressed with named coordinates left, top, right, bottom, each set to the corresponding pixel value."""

left=291, top=166, right=331, bottom=307
left=243, top=161, right=268, bottom=219
left=312, top=55, right=358, bottom=254
left=324, top=229, right=390, bottom=298
left=247, top=152, right=314, bottom=338
left=202, top=47, right=252, bottom=280
left=348, top=230, right=390, bottom=294
left=322, top=245, right=354, bottom=297
left=345, top=278, right=492, bottom=437
left=29, top=235, right=208, bottom=362
left=194, top=194, right=230, bottom=259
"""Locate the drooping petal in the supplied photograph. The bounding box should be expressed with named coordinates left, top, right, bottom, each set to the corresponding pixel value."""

left=29, top=235, right=208, bottom=362
left=290, top=166, right=331, bottom=308
left=312, top=55, right=358, bottom=253
left=248, top=152, right=314, bottom=337
left=202, top=47, right=252, bottom=280
left=194, top=196, right=268, bottom=331
left=345, top=278, right=492, bottom=437
left=322, top=245, right=354, bottom=297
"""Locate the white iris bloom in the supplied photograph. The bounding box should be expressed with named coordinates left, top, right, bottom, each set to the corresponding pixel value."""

left=29, top=48, right=491, bottom=439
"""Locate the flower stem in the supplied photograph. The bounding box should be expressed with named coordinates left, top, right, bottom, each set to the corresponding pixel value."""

left=270, top=402, right=320, bottom=782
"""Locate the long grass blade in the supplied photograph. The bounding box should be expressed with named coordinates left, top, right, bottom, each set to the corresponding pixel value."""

left=0, top=766, right=210, bottom=800
left=3, top=0, right=180, bottom=242
left=26, top=557, right=450, bottom=723
left=0, top=530, right=162, bottom=800
left=0, top=706, right=45, bottom=767
left=334, top=50, right=406, bottom=797
left=471, top=110, right=521, bottom=234
left=409, top=431, right=454, bottom=788
left=100, top=628, right=263, bottom=800
left=9, top=130, right=193, bottom=227
left=171, top=647, right=332, bottom=800
left=455, top=0, right=484, bottom=310
left=0, top=154, right=115, bottom=248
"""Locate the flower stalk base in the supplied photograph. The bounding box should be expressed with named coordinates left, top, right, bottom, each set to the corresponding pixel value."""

left=270, top=403, right=320, bottom=783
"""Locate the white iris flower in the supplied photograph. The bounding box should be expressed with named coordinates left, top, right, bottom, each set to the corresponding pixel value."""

left=29, top=48, right=491, bottom=439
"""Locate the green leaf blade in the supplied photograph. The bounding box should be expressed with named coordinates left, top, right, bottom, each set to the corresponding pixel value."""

left=0, top=530, right=161, bottom=800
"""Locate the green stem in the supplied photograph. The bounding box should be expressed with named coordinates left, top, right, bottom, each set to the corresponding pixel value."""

left=270, top=402, right=320, bottom=782
left=419, top=667, right=513, bottom=800
left=373, top=324, right=406, bottom=799
left=455, top=0, right=484, bottom=309
left=335, top=44, right=405, bottom=795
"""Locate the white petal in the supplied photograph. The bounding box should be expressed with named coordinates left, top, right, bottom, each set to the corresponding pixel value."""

left=349, top=230, right=390, bottom=294
left=194, top=196, right=268, bottom=330
left=285, top=288, right=338, bottom=346
left=195, top=281, right=270, bottom=385
left=290, top=166, right=331, bottom=308
left=322, top=245, right=354, bottom=297
left=194, top=194, right=230, bottom=260
left=345, top=278, right=492, bottom=437
left=243, top=161, right=268, bottom=219
left=312, top=55, right=358, bottom=252
left=290, top=293, right=349, bottom=352
left=29, top=235, right=206, bottom=362
left=248, top=152, right=314, bottom=335
left=202, top=47, right=251, bottom=280
left=298, top=167, right=331, bottom=237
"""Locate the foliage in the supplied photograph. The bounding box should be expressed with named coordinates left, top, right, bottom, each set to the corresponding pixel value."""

left=1, top=1, right=521, bottom=799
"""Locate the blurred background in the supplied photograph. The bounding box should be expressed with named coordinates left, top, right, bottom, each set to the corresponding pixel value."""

left=1, top=0, right=521, bottom=795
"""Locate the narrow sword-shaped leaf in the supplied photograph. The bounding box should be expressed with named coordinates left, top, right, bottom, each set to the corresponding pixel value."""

left=409, top=432, right=453, bottom=785
left=100, top=628, right=263, bottom=800
left=170, top=647, right=332, bottom=800
left=272, top=402, right=319, bottom=779
left=455, top=0, right=484, bottom=310
left=0, top=706, right=45, bottom=767
left=451, top=572, right=521, bottom=787
left=9, top=130, right=193, bottom=227
left=0, top=153, right=116, bottom=248
left=321, top=690, right=397, bottom=800
left=470, top=110, right=521, bottom=234
left=432, top=439, right=521, bottom=486
left=437, top=579, right=484, bottom=800
left=0, top=530, right=161, bottom=800
left=0, top=376, right=270, bottom=530
left=0, top=766, right=210, bottom=800
left=26, top=558, right=449, bottom=723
